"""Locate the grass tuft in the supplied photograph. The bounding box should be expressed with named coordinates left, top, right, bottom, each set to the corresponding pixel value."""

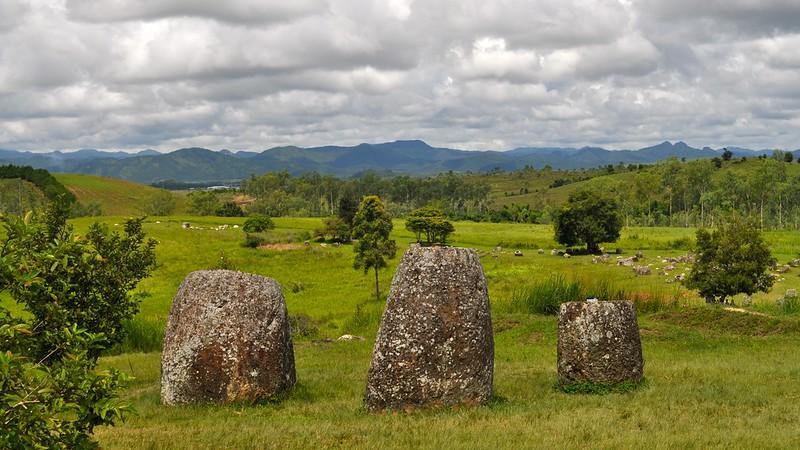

left=557, top=379, right=646, bottom=395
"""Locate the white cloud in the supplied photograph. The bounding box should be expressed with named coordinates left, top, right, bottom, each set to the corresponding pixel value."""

left=0, top=0, right=798, bottom=151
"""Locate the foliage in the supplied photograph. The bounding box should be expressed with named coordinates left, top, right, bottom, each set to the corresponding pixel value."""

left=241, top=171, right=490, bottom=218
left=241, top=234, right=265, bottom=248
left=242, top=215, right=275, bottom=233
left=187, top=191, right=220, bottom=216
left=143, top=190, right=176, bottom=216
left=352, top=196, right=396, bottom=301
left=215, top=201, right=245, bottom=217
left=1, top=201, right=157, bottom=353
left=315, top=216, right=351, bottom=243
left=0, top=201, right=156, bottom=448
left=405, top=206, right=455, bottom=245
left=0, top=164, right=76, bottom=204
left=553, top=190, right=622, bottom=253
left=337, top=195, right=359, bottom=227
left=685, top=217, right=776, bottom=304
left=69, top=201, right=103, bottom=218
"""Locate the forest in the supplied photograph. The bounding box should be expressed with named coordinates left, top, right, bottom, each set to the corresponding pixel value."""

left=185, top=153, right=800, bottom=230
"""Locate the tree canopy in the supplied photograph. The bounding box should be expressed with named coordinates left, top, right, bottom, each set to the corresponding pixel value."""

left=405, top=206, right=455, bottom=245
left=553, top=190, right=622, bottom=253
left=685, top=217, right=776, bottom=304
left=352, top=196, right=396, bottom=300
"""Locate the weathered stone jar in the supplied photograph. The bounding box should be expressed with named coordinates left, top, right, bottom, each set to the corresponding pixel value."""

left=365, top=245, right=494, bottom=411
left=161, top=270, right=296, bottom=405
left=557, top=300, right=644, bottom=386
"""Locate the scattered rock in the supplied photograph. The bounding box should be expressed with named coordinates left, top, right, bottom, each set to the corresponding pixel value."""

left=161, top=270, right=296, bottom=405
left=182, top=222, right=191, bottom=229
left=337, top=334, right=365, bottom=341
left=777, top=265, right=791, bottom=274
left=789, top=259, right=800, bottom=268
left=514, top=250, right=523, bottom=257
left=365, top=246, right=494, bottom=411
left=537, top=249, right=545, bottom=255
left=633, top=266, right=651, bottom=276
left=551, top=249, right=559, bottom=256
left=557, top=301, right=644, bottom=386
left=563, top=253, right=571, bottom=259
left=786, top=289, right=798, bottom=298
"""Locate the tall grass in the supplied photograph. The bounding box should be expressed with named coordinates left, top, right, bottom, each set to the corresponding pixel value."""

left=509, top=274, right=679, bottom=315
left=108, top=318, right=165, bottom=355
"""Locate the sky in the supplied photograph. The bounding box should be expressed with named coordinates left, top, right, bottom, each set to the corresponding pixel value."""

left=1, top=0, right=800, bottom=152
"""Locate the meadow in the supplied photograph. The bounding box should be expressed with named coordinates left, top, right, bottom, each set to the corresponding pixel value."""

left=51, top=215, right=800, bottom=449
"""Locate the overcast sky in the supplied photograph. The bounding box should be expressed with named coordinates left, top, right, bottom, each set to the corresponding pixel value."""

left=1, top=0, right=800, bottom=152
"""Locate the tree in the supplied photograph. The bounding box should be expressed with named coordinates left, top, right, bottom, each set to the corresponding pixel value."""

left=215, top=201, right=245, bottom=217
left=316, top=216, right=351, bottom=243
left=405, top=206, right=455, bottom=245
left=242, top=214, right=274, bottom=233
left=0, top=200, right=157, bottom=447
left=143, top=190, right=176, bottom=216
left=721, top=149, right=733, bottom=161
left=337, top=195, right=359, bottom=227
left=553, top=190, right=622, bottom=253
left=785, top=152, right=795, bottom=163
left=685, top=217, right=776, bottom=304
left=352, top=196, right=396, bottom=301
left=188, top=191, right=220, bottom=215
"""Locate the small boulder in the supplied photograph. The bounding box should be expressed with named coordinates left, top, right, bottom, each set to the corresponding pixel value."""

left=633, top=266, right=651, bottom=276
left=557, top=301, right=644, bottom=386
left=365, top=246, right=494, bottom=411
left=514, top=250, right=523, bottom=257
left=161, top=270, right=296, bottom=405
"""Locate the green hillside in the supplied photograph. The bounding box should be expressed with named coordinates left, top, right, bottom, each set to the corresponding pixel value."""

left=54, top=173, right=184, bottom=216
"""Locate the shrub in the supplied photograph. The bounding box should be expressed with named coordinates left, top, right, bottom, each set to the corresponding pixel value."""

left=143, top=190, right=176, bottom=216
left=242, top=215, right=275, bottom=233
left=215, top=201, right=245, bottom=217
left=685, top=216, right=776, bottom=304
left=241, top=234, right=265, bottom=248
left=0, top=200, right=156, bottom=447
left=288, top=314, right=319, bottom=339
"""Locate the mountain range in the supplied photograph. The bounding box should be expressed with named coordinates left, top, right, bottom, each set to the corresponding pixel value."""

left=0, top=140, right=793, bottom=184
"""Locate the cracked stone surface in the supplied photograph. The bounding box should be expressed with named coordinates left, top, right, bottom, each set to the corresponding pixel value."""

left=161, top=270, right=296, bottom=405
left=557, top=301, right=643, bottom=385
left=365, top=245, right=494, bottom=411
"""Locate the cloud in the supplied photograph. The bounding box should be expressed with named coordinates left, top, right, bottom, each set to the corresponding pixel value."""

left=65, top=0, right=327, bottom=25
left=0, top=0, right=799, bottom=152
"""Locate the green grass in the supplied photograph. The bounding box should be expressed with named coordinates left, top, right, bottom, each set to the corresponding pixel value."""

left=95, top=313, right=800, bottom=449
left=10, top=215, right=799, bottom=448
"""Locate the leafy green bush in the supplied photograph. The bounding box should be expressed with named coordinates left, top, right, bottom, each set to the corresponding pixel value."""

left=686, top=216, right=776, bottom=304
left=242, top=214, right=275, bottom=233
left=215, top=201, right=245, bottom=217
left=0, top=201, right=156, bottom=447
left=241, top=234, right=265, bottom=248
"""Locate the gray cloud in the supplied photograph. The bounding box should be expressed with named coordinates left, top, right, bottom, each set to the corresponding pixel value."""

left=0, top=0, right=799, bottom=152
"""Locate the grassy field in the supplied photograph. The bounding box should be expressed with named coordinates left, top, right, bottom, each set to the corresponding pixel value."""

left=40, top=215, right=797, bottom=448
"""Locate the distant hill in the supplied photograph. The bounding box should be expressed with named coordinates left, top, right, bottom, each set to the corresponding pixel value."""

left=2, top=140, right=796, bottom=183
left=54, top=173, right=181, bottom=216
